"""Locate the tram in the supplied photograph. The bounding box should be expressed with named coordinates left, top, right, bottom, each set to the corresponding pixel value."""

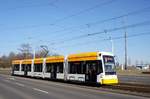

left=12, top=52, right=118, bottom=85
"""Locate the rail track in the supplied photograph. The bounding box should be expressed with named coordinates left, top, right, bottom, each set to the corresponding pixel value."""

left=102, top=83, right=150, bottom=93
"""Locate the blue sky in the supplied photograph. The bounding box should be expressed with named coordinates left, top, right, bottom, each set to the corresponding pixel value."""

left=0, top=0, right=150, bottom=65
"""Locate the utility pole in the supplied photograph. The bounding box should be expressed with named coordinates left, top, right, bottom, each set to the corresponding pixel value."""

left=124, top=31, right=127, bottom=70
left=122, top=17, right=127, bottom=70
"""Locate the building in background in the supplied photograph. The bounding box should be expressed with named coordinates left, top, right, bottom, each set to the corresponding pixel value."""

left=136, top=64, right=150, bottom=70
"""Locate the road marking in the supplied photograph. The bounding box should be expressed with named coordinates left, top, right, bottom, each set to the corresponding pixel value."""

left=33, top=88, right=49, bottom=94
left=3, top=79, right=10, bottom=83
left=15, top=82, right=25, bottom=87
left=9, top=77, right=15, bottom=80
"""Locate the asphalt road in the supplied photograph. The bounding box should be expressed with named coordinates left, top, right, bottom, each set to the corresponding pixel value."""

left=0, top=74, right=149, bottom=99
left=118, top=75, right=150, bottom=85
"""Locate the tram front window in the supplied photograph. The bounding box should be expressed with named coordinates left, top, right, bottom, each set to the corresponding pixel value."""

left=103, top=55, right=116, bottom=75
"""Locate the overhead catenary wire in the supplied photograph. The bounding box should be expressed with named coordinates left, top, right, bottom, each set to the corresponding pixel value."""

left=0, top=0, right=116, bottom=31
left=13, top=28, right=150, bottom=58
left=34, top=5, right=150, bottom=41
left=23, top=20, right=150, bottom=48
left=57, top=31, right=150, bottom=48
left=53, top=0, right=116, bottom=23
left=2, top=2, right=150, bottom=47
left=2, top=0, right=58, bottom=11
left=50, top=5, right=150, bottom=35
left=48, top=20, right=150, bottom=45
left=2, top=1, right=150, bottom=46
left=1, top=1, right=150, bottom=57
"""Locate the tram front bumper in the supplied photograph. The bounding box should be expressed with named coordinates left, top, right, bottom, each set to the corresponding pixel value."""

left=101, top=78, right=118, bottom=85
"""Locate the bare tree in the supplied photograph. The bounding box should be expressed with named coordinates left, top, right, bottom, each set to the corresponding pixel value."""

left=0, top=55, right=9, bottom=68
left=18, top=43, right=33, bottom=59
left=7, top=52, right=16, bottom=67
left=0, top=43, right=62, bottom=68
left=0, top=52, right=17, bottom=68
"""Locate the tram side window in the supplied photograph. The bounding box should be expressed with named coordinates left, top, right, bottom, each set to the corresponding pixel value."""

left=14, top=64, right=20, bottom=71
left=56, top=63, right=63, bottom=73
left=21, top=64, right=25, bottom=71
left=27, top=64, right=31, bottom=72
left=34, top=63, right=43, bottom=72
left=86, top=60, right=103, bottom=74
left=46, top=63, right=52, bottom=73
left=82, top=62, right=86, bottom=74
left=69, top=62, right=76, bottom=74
left=69, top=61, right=86, bottom=74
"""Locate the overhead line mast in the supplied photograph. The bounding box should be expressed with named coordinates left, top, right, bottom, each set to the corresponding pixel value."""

left=124, top=31, right=127, bottom=70
left=122, top=17, right=127, bottom=70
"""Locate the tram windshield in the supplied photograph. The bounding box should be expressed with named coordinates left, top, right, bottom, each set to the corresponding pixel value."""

left=103, top=55, right=116, bottom=75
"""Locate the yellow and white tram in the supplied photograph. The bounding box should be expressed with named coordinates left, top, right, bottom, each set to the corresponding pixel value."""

left=12, top=52, right=118, bottom=85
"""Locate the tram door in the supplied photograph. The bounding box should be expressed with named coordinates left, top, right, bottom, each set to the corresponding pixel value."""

left=85, top=61, right=97, bottom=83
left=24, top=64, right=28, bottom=76
left=51, top=65, right=57, bottom=79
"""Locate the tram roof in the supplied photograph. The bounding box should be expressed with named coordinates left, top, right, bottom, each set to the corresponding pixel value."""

left=12, top=60, right=21, bottom=64
left=22, top=59, right=32, bottom=64
left=46, top=56, right=64, bottom=63
left=34, top=58, right=43, bottom=64
left=68, top=52, right=100, bottom=62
